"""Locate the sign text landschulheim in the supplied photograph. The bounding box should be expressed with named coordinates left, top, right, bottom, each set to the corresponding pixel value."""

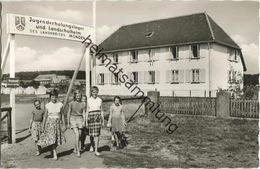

left=7, top=13, right=92, bottom=42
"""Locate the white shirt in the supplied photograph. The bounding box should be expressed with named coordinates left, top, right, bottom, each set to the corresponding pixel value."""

left=87, top=96, right=102, bottom=112
left=45, top=102, right=63, bottom=118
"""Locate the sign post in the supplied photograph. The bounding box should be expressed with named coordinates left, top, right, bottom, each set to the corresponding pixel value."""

left=4, top=13, right=94, bottom=144
left=9, top=34, right=16, bottom=143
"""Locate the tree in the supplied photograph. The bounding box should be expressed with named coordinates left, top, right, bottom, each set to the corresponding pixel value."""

left=29, top=80, right=40, bottom=89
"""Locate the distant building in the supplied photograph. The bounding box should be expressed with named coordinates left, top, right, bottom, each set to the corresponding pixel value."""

left=34, top=74, right=70, bottom=85
left=34, top=74, right=56, bottom=85
left=96, top=12, right=246, bottom=97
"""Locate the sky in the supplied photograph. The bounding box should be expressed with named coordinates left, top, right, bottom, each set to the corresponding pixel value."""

left=1, top=0, right=259, bottom=74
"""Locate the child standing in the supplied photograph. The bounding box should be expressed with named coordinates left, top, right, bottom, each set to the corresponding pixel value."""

left=81, top=95, right=88, bottom=151
left=29, top=99, right=44, bottom=156
left=37, top=89, right=66, bottom=160
left=86, top=86, right=104, bottom=156
left=67, top=90, right=85, bottom=157
left=107, top=96, right=126, bottom=149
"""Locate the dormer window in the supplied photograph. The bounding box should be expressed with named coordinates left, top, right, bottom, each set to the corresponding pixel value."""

left=146, top=32, right=154, bottom=38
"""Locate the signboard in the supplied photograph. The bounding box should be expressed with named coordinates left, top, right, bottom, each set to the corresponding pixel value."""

left=6, top=78, right=19, bottom=88
left=7, top=13, right=92, bottom=42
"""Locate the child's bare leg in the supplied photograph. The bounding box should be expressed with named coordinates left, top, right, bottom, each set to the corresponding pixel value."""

left=72, top=127, right=80, bottom=156
left=53, top=145, right=58, bottom=160
left=114, top=132, right=119, bottom=147
left=78, top=129, right=82, bottom=151
left=90, top=136, right=94, bottom=151
left=81, top=129, right=86, bottom=150
left=35, top=142, right=40, bottom=155
left=94, top=136, right=100, bottom=155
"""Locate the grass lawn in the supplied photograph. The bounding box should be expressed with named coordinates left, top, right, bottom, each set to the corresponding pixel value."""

left=102, top=115, right=259, bottom=168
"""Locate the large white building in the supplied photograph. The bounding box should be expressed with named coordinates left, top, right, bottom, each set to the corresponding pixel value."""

left=95, top=12, right=246, bottom=97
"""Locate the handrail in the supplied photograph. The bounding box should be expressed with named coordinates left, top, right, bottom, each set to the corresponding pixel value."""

left=1, top=107, right=12, bottom=143
left=1, top=107, right=12, bottom=112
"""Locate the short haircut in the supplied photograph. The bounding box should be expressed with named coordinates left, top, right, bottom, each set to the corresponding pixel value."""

left=91, top=86, right=99, bottom=92
left=114, top=96, right=122, bottom=104
left=49, top=89, right=59, bottom=98
left=73, top=90, right=82, bottom=100
left=34, top=99, right=41, bottom=104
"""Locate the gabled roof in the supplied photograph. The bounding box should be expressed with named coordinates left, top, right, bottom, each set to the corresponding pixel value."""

left=99, top=12, right=246, bottom=71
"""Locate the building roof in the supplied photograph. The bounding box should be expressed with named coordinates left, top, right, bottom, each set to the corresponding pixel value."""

left=34, top=74, right=57, bottom=81
left=99, top=12, right=246, bottom=71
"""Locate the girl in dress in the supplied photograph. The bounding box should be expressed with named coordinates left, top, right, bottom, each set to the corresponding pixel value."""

left=38, top=89, right=66, bottom=160
left=107, top=96, right=126, bottom=149
left=67, top=90, right=85, bottom=157
left=29, top=99, right=44, bottom=156
left=86, top=86, right=104, bottom=156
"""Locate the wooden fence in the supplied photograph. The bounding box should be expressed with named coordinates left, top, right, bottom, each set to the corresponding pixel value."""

left=160, top=97, right=216, bottom=116
left=230, top=99, right=259, bottom=118
left=1, top=107, right=12, bottom=144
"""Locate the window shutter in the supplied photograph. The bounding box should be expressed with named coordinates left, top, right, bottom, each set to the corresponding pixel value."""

left=143, top=71, right=149, bottom=84
left=179, top=70, right=184, bottom=83
left=166, top=47, right=172, bottom=60
left=129, top=52, right=132, bottom=63
left=138, top=71, right=143, bottom=84
left=104, top=73, right=109, bottom=84
left=155, top=71, right=160, bottom=84
left=200, top=69, right=206, bottom=83
left=154, top=49, right=159, bottom=61
left=197, top=44, right=200, bottom=57
left=138, top=54, right=143, bottom=62
left=185, top=69, right=191, bottom=83
left=96, top=74, right=100, bottom=85
left=127, top=72, right=131, bottom=82
left=166, top=70, right=171, bottom=83
left=110, top=73, right=113, bottom=84
left=188, top=45, right=191, bottom=59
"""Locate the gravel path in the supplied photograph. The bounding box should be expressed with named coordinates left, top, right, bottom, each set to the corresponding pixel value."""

left=1, top=128, right=112, bottom=168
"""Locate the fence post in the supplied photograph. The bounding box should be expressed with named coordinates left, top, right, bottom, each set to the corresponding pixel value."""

left=145, top=91, right=160, bottom=122
left=7, top=109, right=12, bottom=144
left=216, top=91, right=230, bottom=118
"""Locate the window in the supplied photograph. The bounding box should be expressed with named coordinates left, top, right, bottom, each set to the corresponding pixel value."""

left=172, top=70, right=179, bottom=83
left=228, top=70, right=232, bottom=82
left=131, top=72, right=138, bottom=84
left=146, top=32, right=154, bottom=38
left=112, top=73, right=119, bottom=85
left=170, top=46, right=179, bottom=60
left=113, top=53, right=119, bottom=63
left=130, top=50, right=138, bottom=63
left=228, top=49, right=239, bottom=62
left=148, top=71, right=155, bottom=84
left=192, top=69, right=200, bottom=83
left=191, top=44, right=200, bottom=59
left=98, top=73, right=104, bottom=85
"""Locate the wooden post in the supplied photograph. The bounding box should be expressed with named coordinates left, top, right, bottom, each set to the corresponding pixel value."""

left=1, top=34, right=11, bottom=75
left=7, top=109, right=12, bottom=144
left=209, top=91, right=211, bottom=98
left=64, top=44, right=87, bottom=109
left=0, top=2, right=2, bottom=151
left=172, top=91, right=174, bottom=97
left=204, top=90, right=206, bottom=97
left=190, top=90, right=191, bottom=97
left=10, top=34, right=16, bottom=143
left=92, top=0, right=96, bottom=87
